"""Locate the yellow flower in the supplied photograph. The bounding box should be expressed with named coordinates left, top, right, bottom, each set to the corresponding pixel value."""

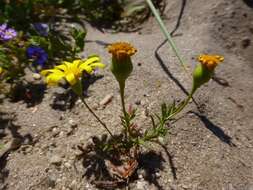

left=0, top=67, right=3, bottom=75
left=108, top=42, right=137, bottom=60
left=41, top=56, right=105, bottom=86
left=198, top=55, right=224, bottom=70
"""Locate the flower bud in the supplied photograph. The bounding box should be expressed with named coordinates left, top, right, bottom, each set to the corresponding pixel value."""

left=108, top=42, right=137, bottom=84
left=192, top=55, right=224, bottom=94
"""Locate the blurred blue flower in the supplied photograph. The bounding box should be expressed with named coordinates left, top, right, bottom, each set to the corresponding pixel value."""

left=0, top=23, right=17, bottom=41
left=33, top=23, right=49, bottom=36
left=27, top=46, right=48, bottom=66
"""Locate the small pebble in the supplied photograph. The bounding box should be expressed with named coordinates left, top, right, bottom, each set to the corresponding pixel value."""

left=138, top=174, right=144, bottom=179
left=158, top=137, right=164, bottom=144
left=76, top=99, right=82, bottom=105
left=64, top=162, right=72, bottom=169
left=68, top=119, right=78, bottom=128
left=49, top=155, right=62, bottom=165
left=99, top=93, right=113, bottom=107
left=155, top=172, right=161, bottom=178
left=66, top=128, right=74, bottom=136
left=44, top=167, right=50, bottom=173
left=0, top=129, right=5, bottom=135
left=136, top=180, right=148, bottom=190
left=32, top=73, right=41, bottom=80
left=52, top=128, right=59, bottom=137
left=135, top=100, right=141, bottom=105
left=69, top=180, right=77, bottom=189
left=241, top=37, right=251, bottom=48
left=46, top=176, right=56, bottom=188
left=59, top=131, right=65, bottom=137
left=74, top=150, right=83, bottom=157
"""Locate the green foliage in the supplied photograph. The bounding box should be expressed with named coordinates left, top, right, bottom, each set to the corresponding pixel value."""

left=79, top=0, right=123, bottom=23
left=0, top=143, right=4, bottom=149
left=94, top=99, right=190, bottom=155
left=141, top=103, right=174, bottom=143
left=0, top=1, right=88, bottom=95
left=71, top=27, right=87, bottom=55
left=0, top=36, right=27, bottom=83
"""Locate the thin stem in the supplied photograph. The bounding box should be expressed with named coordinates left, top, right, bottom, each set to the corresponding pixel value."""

left=119, top=81, right=131, bottom=139
left=145, top=0, right=189, bottom=75
left=166, top=89, right=194, bottom=121
left=119, top=81, right=127, bottom=118
left=80, top=96, right=114, bottom=138
left=167, top=95, right=191, bottom=120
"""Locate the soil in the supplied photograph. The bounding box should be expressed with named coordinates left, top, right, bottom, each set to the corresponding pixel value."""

left=1, top=0, right=253, bottom=189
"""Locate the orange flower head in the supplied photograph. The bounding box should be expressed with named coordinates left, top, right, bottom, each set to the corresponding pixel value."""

left=198, top=55, right=224, bottom=70
left=108, top=42, right=137, bottom=60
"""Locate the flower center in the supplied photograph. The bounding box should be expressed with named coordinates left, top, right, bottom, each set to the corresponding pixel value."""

left=108, top=42, right=137, bottom=60
left=198, top=55, right=224, bottom=70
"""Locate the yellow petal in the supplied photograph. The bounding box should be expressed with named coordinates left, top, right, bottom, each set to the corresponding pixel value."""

left=83, top=56, right=100, bottom=65
left=73, top=60, right=82, bottom=67
left=45, top=74, right=64, bottom=85
left=79, top=56, right=105, bottom=74
left=79, top=63, right=94, bottom=74
left=41, top=68, right=65, bottom=86
left=197, top=54, right=224, bottom=71
left=40, top=69, right=52, bottom=76
left=63, top=61, right=71, bottom=65
left=89, top=62, right=105, bottom=69
left=46, top=79, right=59, bottom=86
left=82, top=66, right=94, bottom=74
left=42, top=69, right=64, bottom=76
left=108, top=42, right=137, bottom=58
left=65, top=73, right=77, bottom=86
left=55, top=64, right=68, bottom=72
left=64, top=61, right=74, bottom=70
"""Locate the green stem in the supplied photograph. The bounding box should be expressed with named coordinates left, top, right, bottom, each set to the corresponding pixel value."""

left=80, top=96, right=114, bottom=138
left=119, top=81, right=131, bottom=139
left=119, top=81, right=127, bottom=118
left=145, top=0, right=188, bottom=74
left=166, top=89, right=194, bottom=121
left=72, top=81, right=115, bottom=139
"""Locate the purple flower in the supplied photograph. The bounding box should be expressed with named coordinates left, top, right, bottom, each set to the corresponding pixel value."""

left=0, top=24, right=7, bottom=34
left=0, top=24, right=17, bottom=41
left=27, top=46, right=48, bottom=66
left=33, top=23, right=49, bottom=36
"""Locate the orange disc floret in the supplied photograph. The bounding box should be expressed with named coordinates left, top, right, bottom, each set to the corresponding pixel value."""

left=198, top=55, right=224, bottom=70
left=108, top=42, right=137, bottom=60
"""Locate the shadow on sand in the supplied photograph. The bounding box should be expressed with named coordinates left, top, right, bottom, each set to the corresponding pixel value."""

left=190, top=111, right=236, bottom=146
left=10, top=82, right=46, bottom=107
left=0, top=112, right=33, bottom=189
left=50, top=74, right=103, bottom=111
left=75, top=134, right=177, bottom=190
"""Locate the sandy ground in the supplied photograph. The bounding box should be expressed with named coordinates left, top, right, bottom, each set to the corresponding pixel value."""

left=1, top=0, right=253, bottom=189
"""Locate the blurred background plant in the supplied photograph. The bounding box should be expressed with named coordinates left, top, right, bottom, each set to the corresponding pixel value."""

left=1, top=0, right=165, bottom=31
left=0, top=0, right=165, bottom=96
left=75, top=0, right=166, bottom=31
left=0, top=0, right=87, bottom=96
